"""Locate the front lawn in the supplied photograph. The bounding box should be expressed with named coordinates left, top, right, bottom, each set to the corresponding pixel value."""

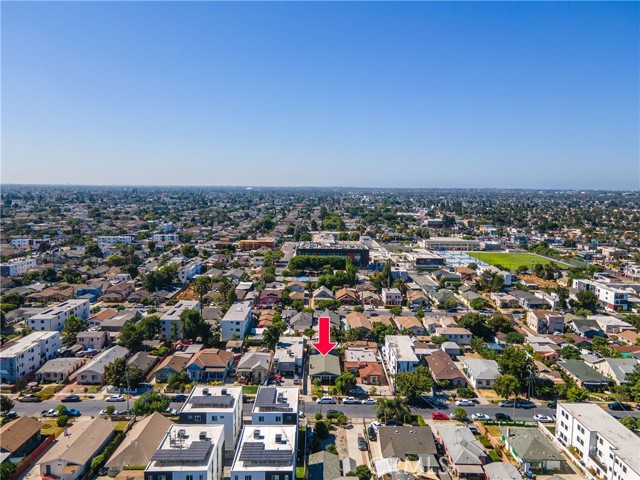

left=296, top=466, right=305, bottom=480
left=242, top=385, right=259, bottom=394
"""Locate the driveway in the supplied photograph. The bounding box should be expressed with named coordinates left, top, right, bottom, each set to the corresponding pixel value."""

left=344, top=419, right=370, bottom=472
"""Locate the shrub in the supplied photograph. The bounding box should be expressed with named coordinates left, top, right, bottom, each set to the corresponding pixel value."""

left=315, top=420, right=329, bottom=439
left=90, top=454, right=105, bottom=471
left=57, top=415, right=69, bottom=427
left=315, top=412, right=323, bottom=421
left=456, top=387, right=476, bottom=398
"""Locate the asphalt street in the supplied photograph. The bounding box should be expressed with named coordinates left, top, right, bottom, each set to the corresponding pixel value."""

left=11, top=398, right=640, bottom=422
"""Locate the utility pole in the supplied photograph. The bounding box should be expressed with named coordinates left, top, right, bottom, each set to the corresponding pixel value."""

left=125, top=367, right=131, bottom=414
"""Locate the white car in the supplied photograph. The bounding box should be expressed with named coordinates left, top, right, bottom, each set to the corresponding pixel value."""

left=471, top=413, right=491, bottom=421
left=533, top=414, right=554, bottom=423
left=316, top=396, right=335, bottom=404
left=106, top=395, right=126, bottom=402
left=343, top=397, right=360, bottom=404
left=370, top=421, right=382, bottom=431
left=361, top=398, right=377, bottom=405
left=455, top=399, right=475, bottom=407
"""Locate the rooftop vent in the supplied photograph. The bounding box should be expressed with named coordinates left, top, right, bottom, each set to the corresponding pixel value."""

left=199, top=431, right=207, bottom=440
left=253, top=429, right=261, bottom=439
left=203, top=388, right=210, bottom=395
left=221, top=388, right=227, bottom=395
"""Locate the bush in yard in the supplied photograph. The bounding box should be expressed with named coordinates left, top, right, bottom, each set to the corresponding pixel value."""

left=326, top=444, right=338, bottom=454
left=456, top=387, right=476, bottom=398
left=57, top=415, right=69, bottom=427
left=315, top=412, right=323, bottom=421
left=453, top=407, right=467, bottom=421
left=90, top=454, right=105, bottom=471
left=347, top=465, right=372, bottom=480
left=315, top=420, right=329, bottom=439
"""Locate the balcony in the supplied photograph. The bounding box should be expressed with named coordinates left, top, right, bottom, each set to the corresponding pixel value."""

left=588, top=447, right=606, bottom=472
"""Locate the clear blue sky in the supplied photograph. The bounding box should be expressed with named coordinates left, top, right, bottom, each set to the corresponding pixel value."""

left=2, top=1, right=638, bottom=189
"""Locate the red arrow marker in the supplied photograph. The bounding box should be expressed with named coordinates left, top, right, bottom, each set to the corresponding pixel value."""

left=313, top=316, right=336, bottom=356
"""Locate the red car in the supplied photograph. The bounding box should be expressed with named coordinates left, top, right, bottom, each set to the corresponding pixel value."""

left=431, top=412, right=449, bottom=420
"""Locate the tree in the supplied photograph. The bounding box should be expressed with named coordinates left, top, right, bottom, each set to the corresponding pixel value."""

left=85, top=242, right=103, bottom=258
left=574, top=290, right=599, bottom=313
left=138, top=315, right=161, bottom=339
left=167, top=371, right=192, bottom=392
left=457, top=313, right=492, bottom=340
left=62, top=315, right=88, bottom=344
left=335, top=372, right=357, bottom=395
left=505, top=332, right=524, bottom=344
left=619, top=416, right=638, bottom=431
left=193, top=276, right=213, bottom=309
left=314, top=420, right=329, bottom=439
left=132, top=392, right=171, bottom=415
left=263, top=319, right=287, bottom=350
left=367, top=322, right=397, bottom=344
left=453, top=407, right=468, bottom=421
left=395, top=366, right=433, bottom=399
left=430, top=335, right=447, bottom=345
left=179, top=309, right=212, bottom=344
left=181, top=244, right=198, bottom=259
left=566, top=386, right=588, bottom=402
left=104, top=358, right=145, bottom=389
left=497, top=346, right=533, bottom=387
left=487, top=315, right=513, bottom=334
left=561, top=345, right=581, bottom=360
left=469, top=298, right=487, bottom=310
left=347, top=465, right=372, bottom=480
left=375, top=397, right=410, bottom=422
left=0, top=395, right=14, bottom=413
left=118, top=321, right=144, bottom=351
left=388, top=305, right=402, bottom=316
left=493, top=374, right=520, bottom=400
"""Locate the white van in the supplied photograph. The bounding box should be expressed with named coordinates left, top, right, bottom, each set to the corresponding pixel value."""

left=316, top=396, right=335, bottom=404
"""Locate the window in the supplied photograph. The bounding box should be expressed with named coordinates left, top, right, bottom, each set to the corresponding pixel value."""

left=258, top=416, right=264, bottom=422
left=186, top=475, right=193, bottom=480
left=276, top=416, right=281, bottom=422
left=211, top=416, right=218, bottom=421
left=244, top=476, right=251, bottom=480
left=159, top=476, right=166, bottom=480
left=195, top=415, right=202, bottom=422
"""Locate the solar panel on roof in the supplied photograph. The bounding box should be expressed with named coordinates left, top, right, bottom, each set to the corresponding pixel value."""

left=254, top=388, right=277, bottom=407
left=189, top=395, right=234, bottom=407
left=151, top=441, right=212, bottom=463
left=239, top=441, right=293, bottom=464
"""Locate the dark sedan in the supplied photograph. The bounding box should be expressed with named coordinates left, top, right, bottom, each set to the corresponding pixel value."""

left=61, top=395, right=81, bottom=402
left=608, top=402, right=632, bottom=411
left=171, top=394, right=188, bottom=402
left=495, top=413, right=512, bottom=421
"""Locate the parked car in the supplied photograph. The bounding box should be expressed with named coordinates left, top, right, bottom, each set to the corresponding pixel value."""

left=293, top=376, right=300, bottom=385
left=64, top=408, right=81, bottom=417
left=61, top=395, right=81, bottom=402
left=498, top=399, right=535, bottom=409
left=0, top=411, right=17, bottom=418
left=608, top=402, right=632, bottom=411
left=547, top=401, right=557, bottom=409
left=468, top=425, right=479, bottom=434
left=495, top=413, right=511, bottom=421
left=533, top=414, right=554, bottom=423
left=361, top=398, right=377, bottom=405
left=350, top=386, right=366, bottom=395
left=106, top=395, right=126, bottom=403
left=165, top=407, right=177, bottom=415
left=343, top=397, right=360, bottom=404
left=431, top=412, right=449, bottom=420
left=42, top=409, right=58, bottom=417
left=18, top=395, right=41, bottom=403
left=370, top=421, right=382, bottom=431
left=471, top=413, right=490, bottom=421
left=170, top=394, right=187, bottom=402
left=358, top=436, right=368, bottom=451
left=326, top=409, right=343, bottom=416
left=316, top=396, right=335, bottom=404
left=455, top=399, right=474, bottom=407
left=368, top=426, right=377, bottom=441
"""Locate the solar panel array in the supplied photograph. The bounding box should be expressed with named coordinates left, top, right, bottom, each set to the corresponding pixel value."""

left=151, top=441, right=212, bottom=463
left=189, top=395, right=235, bottom=407
left=238, top=442, right=293, bottom=464
left=254, top=388, right=278, bottom=407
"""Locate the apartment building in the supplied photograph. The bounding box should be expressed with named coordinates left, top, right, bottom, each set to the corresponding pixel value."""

left=572, top=279, right=629, bottom=311
left=526, top=310, right=565, bottom=334
left=10, top=238, right=48, bottom=249
left=0, top=258, right=37, bottom=277
left=420, top=237, right=482, bottom=251
left=230, top=425, right=297, bottom=480
left=556, top=403, right=640, bottom=480
left=97, top=235, right=135, bottom=246
left=179, top=386, right=243, bottom=456
left=145, top=425, right=225, bottom=480
left=220, top=301, right=253, bottom=341
left=383, top=335, right=419, bottom=387
left=382, top=288, right=402, bottom=306
left=273, top=336, right=305, bottom=375
left=0, top=331, right=62, bottom=382
left=159, top=300, right=201, bottom=339
left=27, top=299, right=90, bottom=331
left=251, top=386, right=299, bottom=426
left=152, top=233, right=179, bottom=243
left=436, top=327, right=473, bottom=345
left=178, top=259, right=203, bottom=283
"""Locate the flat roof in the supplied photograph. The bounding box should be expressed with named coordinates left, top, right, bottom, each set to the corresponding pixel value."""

left=232, top=425, right=297, bottom=472
left=160, top=300, right=200, bottom=321
left=386, top=336, right=419, bottom=363
left=0, top=331, right=59, bottom=357
left=559, top=403, right=640, bottom=473
left=180, top=385, right=242, bottom=415
left=252, top=386, right=299, bottom=414
left=29, top=299, right=88, bottom=319
left=221, top=301, right=253, bottom=322
left=147, top=424, right=224, bottom=471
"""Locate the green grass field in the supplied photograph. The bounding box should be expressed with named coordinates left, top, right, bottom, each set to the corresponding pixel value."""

left=468, top=252, right=565, bottom=271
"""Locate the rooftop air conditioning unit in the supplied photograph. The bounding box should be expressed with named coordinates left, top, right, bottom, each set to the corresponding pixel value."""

left=203, top=388, right=209, bottom=395
left=199, top=431, right=207, bottom=440
left=275, top=434, right=282, bottom=443
left=178, top=429, right=186, bottom=438
left=221, top=388, right=227, bottom=395
left=253, top=429, right=261, bottom=439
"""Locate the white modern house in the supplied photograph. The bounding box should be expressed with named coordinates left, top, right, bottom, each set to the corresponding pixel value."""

left=97, top=235, right=135, bottom=246
left=220, top=301, right=253, bottom=341
left=230, top=425, right=297, bottom=480
left=251, top=386, right=299, bottom=426
left=152, top=233, right=179, bottom=243
left=556, top=403, right=640, bottom=480
left=383, top=335, right=419, bottom=389
left=178, top=385, right=243, bottom=457
left=572, top=279, right=629, bottom=311
left=159, top=300, right=201, bottom=339
left=145, top=424, right=225, bottom=480
left=273, top=336, right=304, bottom=375
left=0, top=331, right=62, bottom=382
left=382, top=288, right=402, bottom=305
left=0, top=258, right=37, bottom=277
left=27, top=299, right=90, bottom=331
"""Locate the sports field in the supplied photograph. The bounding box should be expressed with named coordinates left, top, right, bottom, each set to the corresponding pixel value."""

left=468, top=252, right=565, bottom=271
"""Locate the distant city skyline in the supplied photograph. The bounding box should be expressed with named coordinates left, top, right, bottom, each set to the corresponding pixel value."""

left=2, top=2, right=638, bottom=189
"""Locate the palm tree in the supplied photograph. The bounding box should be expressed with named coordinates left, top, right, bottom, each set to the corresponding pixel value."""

left=375, top=396, right=410, bottom=423
left=193, top=276, right=213, bottom=313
